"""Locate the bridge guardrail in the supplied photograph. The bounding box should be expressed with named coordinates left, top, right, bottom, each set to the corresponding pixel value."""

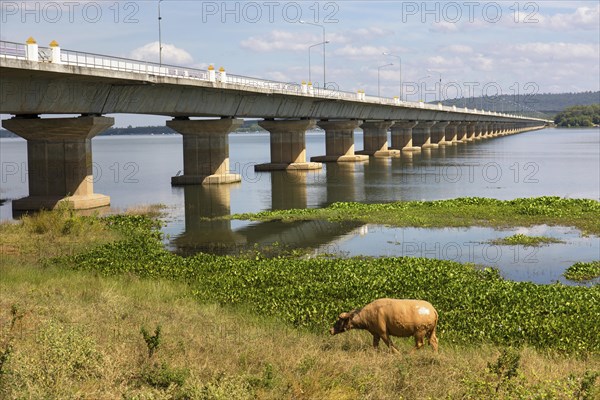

left=59, top=48, right=209, bottom=80
left=0, top=39, right=549, bottom=122
left=0, top=41, right=26, bottom=60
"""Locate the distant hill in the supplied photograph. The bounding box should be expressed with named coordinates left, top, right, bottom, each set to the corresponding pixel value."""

left=437, top=91, right=600, bottom=119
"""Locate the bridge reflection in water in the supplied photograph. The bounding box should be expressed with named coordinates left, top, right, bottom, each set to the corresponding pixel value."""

left=171, top=167, right=366, bottom=256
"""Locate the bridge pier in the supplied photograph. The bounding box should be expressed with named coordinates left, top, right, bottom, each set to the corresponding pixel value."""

left=458, top=122, right=470, bottom=142
left=431, top=121, right=450, bottom=146
left=356, top=120, right=399, bottom=157
left=465, top=122, right=476, bottom=141
left=254, top=119, right=322, bottom=171
left=445, top=122, right=461, bottom=145
left=2, top=115, right=112, bottom=211
left=484, top=123, right=492, bottom=138
left=490, top=123, right=500, bottom=137
left=390, top=121, right=420, bottom=151
left=168, top=117, right=242, bottom=185
left=412, top=121, right=438, bottom=149
left=311, top=120, right=369, bottom=163
left=473, top=123, right=485, bottom=140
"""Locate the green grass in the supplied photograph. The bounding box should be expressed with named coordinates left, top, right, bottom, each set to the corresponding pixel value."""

left=1, top=208, right=599, bottom=398
left=1, top=259, right=599, bottom=399
left=564, top=261, right=600, bottom=282
left=488, top=234, right=564, bottom=247
left=228, top=197, right=600, bottom=235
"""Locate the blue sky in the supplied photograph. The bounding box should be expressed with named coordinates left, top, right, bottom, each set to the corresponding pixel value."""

left=1, top=0, right=599, bottom=127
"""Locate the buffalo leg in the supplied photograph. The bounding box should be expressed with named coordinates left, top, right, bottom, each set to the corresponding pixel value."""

left=381, top=334, right=400, bottom=354
left=372, top=335, right=381, bottom=349
left=413, top=331, right=426, bottom=351
left=429, top=327, right=439, bottom=352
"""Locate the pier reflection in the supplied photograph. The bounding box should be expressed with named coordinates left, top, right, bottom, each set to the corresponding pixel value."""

left=170, top=143, right=488, bottom=256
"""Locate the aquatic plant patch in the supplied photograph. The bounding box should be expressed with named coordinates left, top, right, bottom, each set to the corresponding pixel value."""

left=564, top=261, right=600, bottom=282
left=54, top=214, right=600, bottom=356
left=229, top=197, right=600, bottom=235
left=487, top=234, right=564, bottom=247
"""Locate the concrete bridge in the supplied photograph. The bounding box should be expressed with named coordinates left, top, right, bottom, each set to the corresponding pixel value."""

left=0, top=39, right=550, bottom=211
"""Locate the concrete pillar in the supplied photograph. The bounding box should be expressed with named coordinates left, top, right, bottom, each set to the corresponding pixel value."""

left=311, top=120, right=369, bottom=163
left=466, top=122, right=476, bottom=141
left=254, top=119, right=322, bottom=171
left=490, top=123, right=499, bottom=137
left=431, top=121, right=450, bottom=146
left=482, top=122, right=491, bottom=138
left=412, top=121, right=438, bottom=149
left=356, top=120, right=399, bottom=157
left=168, top=117, right=242, bottom=185
left=390, top=121, right=420, bottom=152
left=458, top=122, right=470, bottom=142
left=445, top=122, right=461, bottom=145
left=2, top=115, right=113, bottom=211
left=474, top=123, right=486, bottom=140
left=496, top=123, right=505, bottom=136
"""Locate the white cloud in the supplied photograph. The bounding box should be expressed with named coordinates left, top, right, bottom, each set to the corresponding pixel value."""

left=538, top=5, right=600, bottom=30
left=334, top=45, right=390, bottom=58
left=130, top=42, right=193, bottom=65
left=508, top=42, right=599, bottom=62
left=429, top=21, right=460, bottom=33
left=240, top=30, right=319, bottom=52
left=446, top=44, right=473, bottom=54
left=239, top=26, right=392, bottom=53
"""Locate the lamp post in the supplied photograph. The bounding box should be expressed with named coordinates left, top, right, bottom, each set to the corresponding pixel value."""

left=383, top=52, right=402, bottom=100
left=427, top=69, right=442, bottom=102
left=300, top=20, right=326, bottom=88
left=158, top=0, right=164, bottom=66
left=308, top=41, right=329, bottom=85
left=377, top=63, right=394, bottom=97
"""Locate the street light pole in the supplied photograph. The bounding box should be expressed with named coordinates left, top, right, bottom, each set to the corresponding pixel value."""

left=158, top=0, right=164, bottom=66
left=300, top=21, right=326, bottom=88
left=377, top=63, right=394, bottom=97
left=308, top=41, right=329, bottom=85
left=383, top=52, right=402, bottom=100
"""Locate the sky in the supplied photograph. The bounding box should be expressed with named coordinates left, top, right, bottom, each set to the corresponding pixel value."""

left=1, top=0, right=599, bottom=127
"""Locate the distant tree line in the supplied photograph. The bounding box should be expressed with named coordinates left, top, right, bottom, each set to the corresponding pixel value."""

left=440, top=91, right=599, bottom=116
left=554, top=104, right=600, bottom=127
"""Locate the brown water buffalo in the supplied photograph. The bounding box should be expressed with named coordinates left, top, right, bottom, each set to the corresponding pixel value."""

left=330, top=298, right=439, bottom=354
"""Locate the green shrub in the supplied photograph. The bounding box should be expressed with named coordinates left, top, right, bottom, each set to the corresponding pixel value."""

left=140, top=362, right=188, bottom=389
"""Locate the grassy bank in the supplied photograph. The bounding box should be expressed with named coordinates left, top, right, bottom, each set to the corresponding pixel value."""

left=1, top=207, right=599, bottom=398
left=2, top=262, right=598, bottom=399
left=229, top=197, right=600, bottom=235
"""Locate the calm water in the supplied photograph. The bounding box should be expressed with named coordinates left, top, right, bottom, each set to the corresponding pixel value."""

left=1, top=127, right=599, bottom=283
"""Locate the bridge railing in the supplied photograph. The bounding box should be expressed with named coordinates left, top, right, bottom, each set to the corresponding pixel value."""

left=59, top=48, right=209, bottom=80
left=0, top=41, right=26, bottom=60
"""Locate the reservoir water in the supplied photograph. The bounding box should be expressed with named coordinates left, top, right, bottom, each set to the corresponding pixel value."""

left=1, top=127, right=599, bottom=284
